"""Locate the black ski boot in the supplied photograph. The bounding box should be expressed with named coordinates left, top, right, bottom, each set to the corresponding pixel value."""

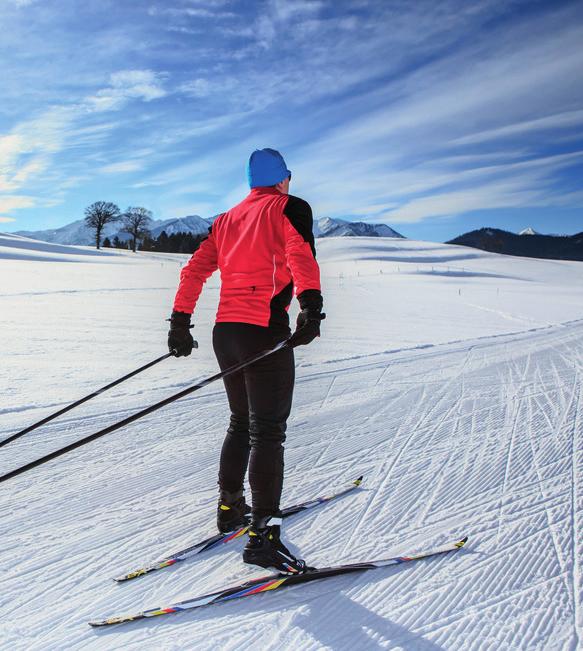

left=243, top=515, right=309, bottom=574
left=217, top=488, right=251, bottom=534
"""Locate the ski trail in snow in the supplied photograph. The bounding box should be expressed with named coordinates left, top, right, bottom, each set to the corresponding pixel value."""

left=569, top=378, right=582, bottom=647
left=2, top=322, right=583, bottom=649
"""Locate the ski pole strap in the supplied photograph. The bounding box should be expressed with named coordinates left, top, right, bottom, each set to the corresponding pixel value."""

left=0, top=353, right=173, bottom=449
left=0, top=339, right=291, bottom=483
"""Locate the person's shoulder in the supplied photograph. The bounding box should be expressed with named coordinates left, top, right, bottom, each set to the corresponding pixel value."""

left=209, top=212, right=227, bottom=232
left=284, top=194, right=312, bottom=216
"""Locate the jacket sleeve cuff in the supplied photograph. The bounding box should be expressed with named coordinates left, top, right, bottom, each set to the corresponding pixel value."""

left=170, top=311, right=192, bottom=326
left=297, top=289, right=323, bottom=312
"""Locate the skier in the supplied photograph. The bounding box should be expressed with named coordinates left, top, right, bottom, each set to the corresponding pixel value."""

left=168, top=148, right=324, bottom=573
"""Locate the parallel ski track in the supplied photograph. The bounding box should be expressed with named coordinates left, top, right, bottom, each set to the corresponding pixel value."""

left=1, top=321, right=582, bottom=649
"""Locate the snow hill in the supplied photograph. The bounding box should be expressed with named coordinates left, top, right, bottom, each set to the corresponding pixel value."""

left=1, top=235, right=582, bottom=649
left=0, top=232, right=117, bottom=261
left=519, top=227, right=539, bottom=235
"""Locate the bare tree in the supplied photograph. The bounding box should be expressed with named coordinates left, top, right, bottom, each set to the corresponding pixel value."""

left=84, top=201, right=121, bottom=249
left=121, top=206, right=152, bottom=253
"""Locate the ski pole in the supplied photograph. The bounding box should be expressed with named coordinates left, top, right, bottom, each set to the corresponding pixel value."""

left=0, top=352, right=176, bottom=449
left=0, top=339, right=290, bottom=484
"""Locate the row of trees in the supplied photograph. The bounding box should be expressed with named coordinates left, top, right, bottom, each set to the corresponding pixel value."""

left=84, top=202, right=152, bottom=252
left=102, top=231, right=206, bottom=254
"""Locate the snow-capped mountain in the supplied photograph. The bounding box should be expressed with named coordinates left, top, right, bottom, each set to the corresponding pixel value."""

left=15, top=219, right=122, bottom=246
left=16, top=215, right=212, bottom=245
left=16, top=214, right=403, bottom=245
left=519, top=227, right=539, bottom=235
left=150, top=215, right=211, bottom=238
left=314, top=217, right=404, bottom=238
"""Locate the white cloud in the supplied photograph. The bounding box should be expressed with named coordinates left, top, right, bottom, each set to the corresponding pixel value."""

left=179, top=78, right=212, bottom=98
left=0, top=111, right=69, bottom=192
left=269, top=0, right=324, bottom=21
left=87, top=70, right=167, bottom=111
left=251, top=0, right=324, bottom=47
left=451, top=110, right=583, bottom=146
left=0, top=69, right=167, bottom=216
left=385, top=183, right=541, bottom=224
left=149, top=6, right=235, bottom=18
left=100, top=160, right=144, bottom=174
left=284, top=7, right=583, bottom=223
left=0, top=216, right=16, bottom=223
left=0, top=195, right=36, bottom=213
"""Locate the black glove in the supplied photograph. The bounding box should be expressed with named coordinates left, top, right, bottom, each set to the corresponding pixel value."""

left=289, top=289, right=325, bottom=348
left=168, top=311, right=196, bottom=357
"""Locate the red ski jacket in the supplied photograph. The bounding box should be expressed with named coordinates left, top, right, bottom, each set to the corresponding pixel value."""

left=173, top=187, right=321, bottom=329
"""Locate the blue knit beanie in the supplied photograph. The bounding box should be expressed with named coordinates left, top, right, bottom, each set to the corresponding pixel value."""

left=247, top=148, right=291, bottom=188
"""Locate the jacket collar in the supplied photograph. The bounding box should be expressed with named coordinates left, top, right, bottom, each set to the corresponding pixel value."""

left=249, top=187, right=281, bottom=196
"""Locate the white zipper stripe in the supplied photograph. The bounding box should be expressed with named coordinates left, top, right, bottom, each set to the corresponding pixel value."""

left=270, top=254, right=277, bottom=299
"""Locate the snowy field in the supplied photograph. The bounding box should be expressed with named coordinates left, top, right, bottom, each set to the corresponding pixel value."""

left=0, top=232, right=582, bottom=650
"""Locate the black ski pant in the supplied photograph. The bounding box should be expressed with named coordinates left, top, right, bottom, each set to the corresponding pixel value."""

left=213, top=322, right=294, bottom=521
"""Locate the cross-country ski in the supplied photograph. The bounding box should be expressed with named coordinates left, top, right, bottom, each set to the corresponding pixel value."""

left=91, top=537, right=468, bottom=626
left=114, top=476, right=363, bottom=582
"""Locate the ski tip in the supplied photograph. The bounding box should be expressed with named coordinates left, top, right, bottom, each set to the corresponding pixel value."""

left=456, top=536, right=469, bottom=548
left=113, top=570, right=143, bottom=582
left=354, top=475, right=364, bottom=485
left=89, top=613, right=142, bottom=627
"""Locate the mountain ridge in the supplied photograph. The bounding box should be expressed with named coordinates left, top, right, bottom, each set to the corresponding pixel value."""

left=15, top=215, right=404, bottom=245
left=448, top=227, right=583, bottom=261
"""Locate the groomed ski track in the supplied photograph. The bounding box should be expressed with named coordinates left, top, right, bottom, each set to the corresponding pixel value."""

left=1, top=236, right=582, bottom=649
left=1, top=321, right=581, bottom=649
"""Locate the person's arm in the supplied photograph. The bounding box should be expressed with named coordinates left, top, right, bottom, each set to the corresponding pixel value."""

left=168, top=227, right=218, bottom=356
left=172, top=227, right=219, bottom=315
left=283, top=196, right=324, bottom=346
left=282, top=195, right=321, bottom=302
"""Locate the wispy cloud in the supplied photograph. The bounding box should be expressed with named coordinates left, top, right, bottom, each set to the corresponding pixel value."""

left=87, top=70, right=167, bottom=112
left=2, top=0, right=583, bottom=236
left=0, top=195, right=36, bottom=213
left=0, top=68, right=167, bottom=216
left=148, top=6, right=236, bottom=19
left=451, top=110, right=583, bottom=146
left=100, top=160, right=145, bottom=174
left=6, top=0, right=37, bottom=6
left=0, top=216, right=16, bottom=223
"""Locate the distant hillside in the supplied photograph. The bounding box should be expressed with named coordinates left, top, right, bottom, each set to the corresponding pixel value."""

left=16, top=219, right=122, bottom=246
left=149, top=215, right=211, bottom=238
left=448, top=228, right=583, bottom=261
left=315, top=217, right=404, bottom=238
left=16, top=215, right=212, bottom=246
left=16, top=214, right=404, bottom=245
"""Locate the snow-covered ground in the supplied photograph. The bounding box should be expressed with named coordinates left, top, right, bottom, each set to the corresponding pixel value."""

left=1, top=232, right=582, bottom=650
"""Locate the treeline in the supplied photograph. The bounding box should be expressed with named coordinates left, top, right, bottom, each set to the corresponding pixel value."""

left=102, top=231, right=206, bottom=254
left=84, top=201, right=206, bottom=254
left=448, top=228, right=583, bottom=261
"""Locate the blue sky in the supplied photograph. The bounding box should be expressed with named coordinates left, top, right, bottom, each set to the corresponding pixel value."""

left=1, top=0, right=582, bottom=242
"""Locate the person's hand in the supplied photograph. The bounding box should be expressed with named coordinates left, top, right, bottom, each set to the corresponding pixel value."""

left=168, top=311, right=196, bottom=357
left=289, top=308, right=325, bottom=347
left=289, top=289, right=325, bottom=347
